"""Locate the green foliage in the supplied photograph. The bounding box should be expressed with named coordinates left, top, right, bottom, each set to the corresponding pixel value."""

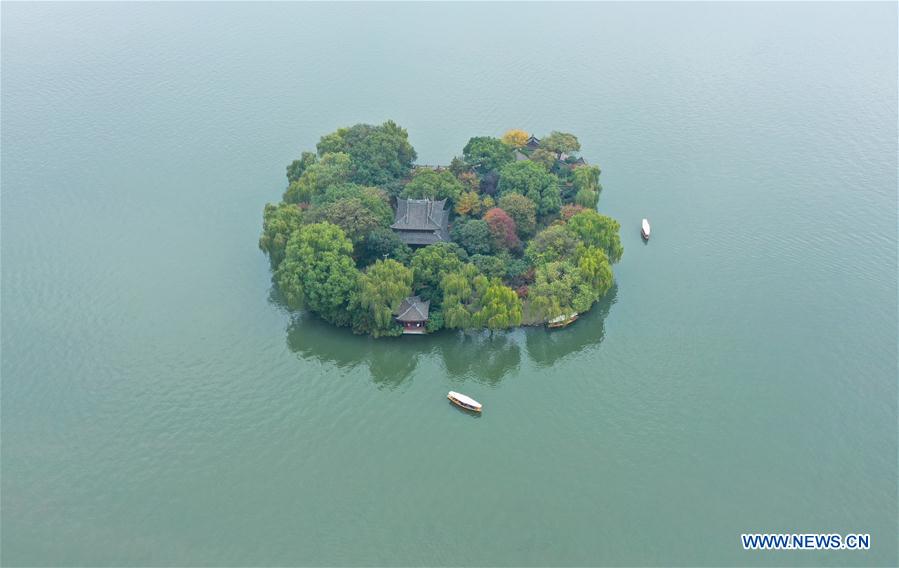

left=574, top=188, right=599, bottom=209
left=473, top=280, right=523, bottom=330
left=358, top=227, right=412, bottom=267
left=530, top=148, right=558, bottom=171
left=411, top=242, right=467, bottom=294
left=497, top=193, right=538, bottom=238
left=425, top=309, right=444, bottom=333
left=316, top=121, right=417, bottom=185
left=286, top=151, right=317, bottom=183
left=497, top=160, right=561, bottom=217
left=564, top=210, right=624, bottom=263
left=264, top=122, right=620, bottom=335
left=453, top=219, right=494, bottom=256
left=259, top=202, right=304, bottom=269
left=308, top=197, right=387, bottom=244
left=470, top=254, right=507, bottom=280
left=283, top=152, right=352, bottom=204
left=526, top=224, right=581, bottom=266
left=276, top=223, right=359, bottom=326
left=313, top=184, right=393, bottom=226
left=441, top=264, right=489, bottom=329
left=462, top=137, right=514, bottom=174
left=528, top=261, right=594, bottom=321
left=540, top=131, right=581, bottom=155
left=354, top=259, right=413, bottom=337
left=401, top=169, right=464, bottom=204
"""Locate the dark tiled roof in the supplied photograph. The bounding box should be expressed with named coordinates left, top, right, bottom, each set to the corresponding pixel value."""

left=526, top=135, right=540, bottom=148
left=395, top=296, right=430, bottom=322
left=391, top=199, right=450, bottom=245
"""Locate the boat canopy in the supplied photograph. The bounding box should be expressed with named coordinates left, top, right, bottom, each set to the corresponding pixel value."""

left=448, top=391, right=482, bottom=409
left=642, top=218, right=651, bottom=235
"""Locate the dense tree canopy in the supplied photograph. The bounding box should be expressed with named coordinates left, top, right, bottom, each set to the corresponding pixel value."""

left=259, top=202, right=304, bottom=269
left=483, top=208, right=520, bottom=252
left=564, top=210, right=624, bottom=263
left=540, top=131, right=581, bottom=155
left=286, top=151, right=317, bottom=184
left=316, top=121, right=417, bottom=185
left=411, top=242, right=467, bottom=296
left=261, top=122, right=622, bottom=336
left=283, top=152, right=352, bottom=204
left=497, top=193, right=537, bottom=239
left=498, top=161, right=562, bottom=217
left=353, top=259, right=413, bottom=337
left=276, top=223, right=359, bottom=326
left=401, top=169, right=464, bottom=204
left=453, top=219, right=494, bottom=256
left=463, top=137, right=514, bottom=174
left=308, top=197, right=387, bottom=244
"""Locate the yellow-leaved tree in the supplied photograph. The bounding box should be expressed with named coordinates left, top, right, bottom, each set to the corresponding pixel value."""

left=501, top=129, right=529, bottom=148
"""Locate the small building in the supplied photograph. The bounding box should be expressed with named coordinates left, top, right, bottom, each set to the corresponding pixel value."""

left=395, top=296, right=430, bottom=334
left=573, top=156, right=588, bottom=167
left=526, top=135, right=540, bottom=149
left=391, top=198, right=450, bottom=246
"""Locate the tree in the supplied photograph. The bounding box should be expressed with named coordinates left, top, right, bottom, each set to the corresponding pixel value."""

left=479, top=170, right=500, bottom=195
left=528, top=261, right=594, bottom=322
left=283, top=152, right=352, bottom=204
left=501, top=129, right=529, bottom=148
left=448, top=156, right=469, bottom=177
left=286, top=151, right=317, bottom=183
left=441, top=264, right=489, bottom=330
left=575, top=245, right=614, bottom=297
left=560, top=204, right=586, bottom=221
left=574, top=189, right=599, bottom=209
left=473, top=281, right=522, bottom=330
left=313, top=184, right=393, bottom=226
left=462, top=137, right=514, bottom=174
left=483, top=208, right=520, bottom=252
left=454, top=191, right=483, bottom=217
left=358, top=227, right=412, bottom=267
left=308, top=197, right=387, bottom=244
left=259, top=202, right=304, bottom=269
left=470, top=254, right=507, bottom=280
left=276, top=223, right=359, bottom=326
left=530, top=148, right=557, bottom=171
left=526, top=224, right=580, bottom=265
left=411, top=242, right=466, bottom=295
left=316, top=121, right=417, bottom=185
left=497, top=193, right=537, bottom=238
left=540, top=131, right=581, bottom=155
left=497, top=160, right=561, bottom=217
left=564, top=210, right=624, bottom=263
left=458, top=171, right=479, bottom=193
left=354, top=259, right=413, bottom=337
left=401, top=169, right=463, bottom=204
left=453, top=219, right=493, bottom=256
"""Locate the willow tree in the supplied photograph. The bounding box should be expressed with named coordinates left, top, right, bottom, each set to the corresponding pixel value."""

left=276, top=222, right=359, bottom=328
left=473, top=281, right=522, bottom=330
left=355, top=259, right=413, bottom=337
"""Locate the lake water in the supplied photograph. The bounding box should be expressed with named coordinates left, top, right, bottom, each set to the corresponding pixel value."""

left=2, top=3, right=896, bottom=566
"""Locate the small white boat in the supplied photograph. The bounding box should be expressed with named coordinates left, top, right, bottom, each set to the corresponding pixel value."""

left=448, top=391, right=482, bottom=412
left=641, top=218, right=651, bottom=240
left=547, top=312, right=578, bottom=329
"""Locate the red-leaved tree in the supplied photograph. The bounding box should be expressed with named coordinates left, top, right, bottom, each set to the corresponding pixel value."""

left=484, top=207, right=521, bottom=252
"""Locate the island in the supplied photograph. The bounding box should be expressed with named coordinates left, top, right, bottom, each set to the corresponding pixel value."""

left=260, top=121, right=623, bottom=337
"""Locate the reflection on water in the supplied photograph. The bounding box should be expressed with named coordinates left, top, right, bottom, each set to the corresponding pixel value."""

left=280, top=284, right=616, bottom=386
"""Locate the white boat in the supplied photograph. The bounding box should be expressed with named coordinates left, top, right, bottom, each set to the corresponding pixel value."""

left=447, top=391, right=482, bottom=412
left=641, top=218, right=651, bottom=240
left=547, top=312, right=578, bottom=329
